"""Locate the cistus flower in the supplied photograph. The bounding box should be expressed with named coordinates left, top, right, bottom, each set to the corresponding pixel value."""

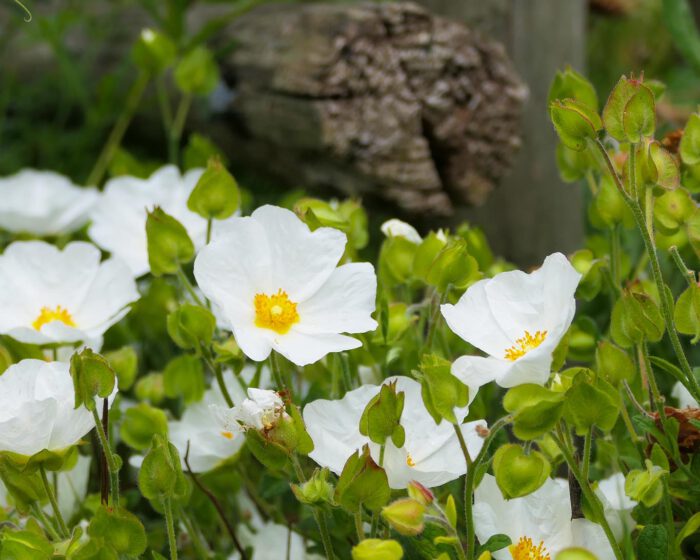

left=596, top=472, right=637, bottom=540
left=211, top=388, right=288, bottom=437
left=381, top=219, right=422, bottom=244
left=0, top=169, right=98, bottom=236
left=672, top=381, right=699, bottom=409
left=0, top=241, right=138, bottom=345
left=0, top=360, right=116, bottom=457
left=303, top=376, right=485, bottom=489
left=194, top=205, right=377, bottom=366
left=89, top=165, right=219, bottom=277
left=473, top=474, right=615, bottom=560
left=441, top=252, right=581, bottom=390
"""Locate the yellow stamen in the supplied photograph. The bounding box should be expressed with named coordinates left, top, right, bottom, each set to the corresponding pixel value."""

left=406, top=453, right=416, bottom=467
left=254, top=289, right=299, bottom=334
left=220, top=431, right=235, bottom=440
left=509, top=536, right=550, bottom=560
left=32, top=305, right=76, bottom=331
left=504, top=330, right=548, bottom=361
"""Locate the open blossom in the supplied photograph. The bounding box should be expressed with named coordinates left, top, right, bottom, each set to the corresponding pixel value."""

left=211, top=388, right=288, bottom=439
left=194, top=205, right=377, bottom=366
left=0, top=360, right=116, bottom=457
left=89, top=165, right=215, bottom=277
left=0, top=169, right=98, bottom=236
left=303, top=376, right=485, bottom=489
left=0, top=241, right=138, bottom=345
left=474, top=474, right=615, bottom=560
left=441, top=252, right=581, bottom=390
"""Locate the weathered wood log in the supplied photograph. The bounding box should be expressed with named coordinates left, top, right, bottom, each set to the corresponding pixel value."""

left=216, top=2, right=527, bottom=215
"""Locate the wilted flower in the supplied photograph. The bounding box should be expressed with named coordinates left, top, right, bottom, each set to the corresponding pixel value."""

left=441, top=252, right=580, bottom=390
left=211, top=388, right=288, bottom=436
left=194, top=205, right=377, bottom=366
left=0, top=169, right=98, bottom=236
left=381, top=219, right=422, bottom=244
left=0, top=360, right=116, bottom=457
left=473, top=474, right=615, bottom=560
left=0, top=241, right=138, bottom=345
left=303, top=376, right=485, bottom=489
left=89, top=165, right=217, bottom=277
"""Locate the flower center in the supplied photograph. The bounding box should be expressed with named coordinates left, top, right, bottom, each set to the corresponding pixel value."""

left=509, top=537, right=550, bottom=560
left=504, top=330, right=548, bottom=361
left=220, top=431, right=236, bottom=440
left=32, top=305, right=76, bottom=331
left=406, top=453, right=416, bottom=467
left=254, top=290, right=299, bottom=334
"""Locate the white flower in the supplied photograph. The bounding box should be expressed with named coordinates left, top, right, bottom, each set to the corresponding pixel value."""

left=212, top=388, right=287, bottom=437
left=0, top=360, right=116, bottom=457
left=597, top=472, right=637, bottom=541
left=381, top=219, right=422, bottom=244
left=54, top=454, right=91, bottom=521
left=194, top=205, right=378, bottom=366
left=0, top=241, right=138, bottom=345
left=672, top=381, right=698, bottom=409
left=0, top=170, right=98, bottom=236
left=474, top=474, right=615, bottom=560
left=89, top=165, right=216, bottom=277
left=229, top=521, right=321, bottom=560
left=303, top=376, right=485, bottom=489
left=441, top=253, right=581, bottom=390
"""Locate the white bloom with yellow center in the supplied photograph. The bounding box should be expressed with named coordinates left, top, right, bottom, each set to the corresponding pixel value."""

left=474, top=474, right=615, bottom=560
left=0, top=241, right=138, bottom=345
left=0, top=360, right=116, bottom=457
left=303, top=376, right=485, bottom=489
left=441, top=253, right=581, bottom=390
left=0, top=169, right=98, bottom=236
left=194, top=205, right=378, bottom=366
left=380, top=219, right=422, bottom=244
left=89, top=165, right=216, bottom=277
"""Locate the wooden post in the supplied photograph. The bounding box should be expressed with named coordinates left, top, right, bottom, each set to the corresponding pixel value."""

left=417, top=0, right=587, bottom=267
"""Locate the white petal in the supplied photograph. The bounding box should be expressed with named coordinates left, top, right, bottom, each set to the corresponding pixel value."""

left=251, top=205, right=347, bottom=302
left=451, top=355, right=509, bottom=392
left=272, top=330, right=361, bottom=366
left=233, top=326, right=274, bottom=362
left=672, top=381, right=698, bottom=409
left=380, top=219, right=422, bottom=244
left=569, top=519, right=616, bottom=560
left=296, top=263, right=377, bottom=335
left=495, top=339, right=557, bottom=388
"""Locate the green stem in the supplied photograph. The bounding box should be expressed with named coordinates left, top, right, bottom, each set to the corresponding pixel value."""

left=206, top=218, right=213, bottom=245
left=178, top=506, right=209, bottom=560
left=200, top=344, right=234, bottom=407
left=91, top=408, right=120, bottom=507
left=595, top=139, right=700, bottom=403
left=669, top=246, right=696, bottom=288
left=164, top=497, right=179, bottom=560
left=610, top=225, right=622, bottom=288
left=554, top=435, right=624, bottom=560
left=582, top=427, right=593, bottom=483
left=354, top=510, right=365, bottom=542
left=169, top=93, right=193, bottom=165
left=176, top=267, right=206, bottom=307
left=31, top=503, right=61, bottom=541
left=39, top=465, right=69, bottom=539
left=86, top=72, right=150, bottom=186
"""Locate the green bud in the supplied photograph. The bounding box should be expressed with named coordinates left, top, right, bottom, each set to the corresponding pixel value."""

left=492, top=444, right=551, bottom=499
left=104, top=346, right=138, bottom=391
left=183, top=133, right=228, bottom=171
left=335, top=444, right=391, bottom=512
left=548, top=66, right=598, bottom=110
left=291, top=467, right=334, bottom=505
left=570, top=249, right=604, bottom=301
left=174, top=47, right=219, bottom=95
left=595, top=340, right=635, bottom=385
left=87, top=506, right=148, bottom=556
left=295, top=198, right=348, bottom=232
left=372, top=302, right=413, bottom=345
left=625, top=459, right=667, bottom=507
left=426, top=238, right=479, bottom=293
left=503, top=384, right=565, bottom=440
left=245, top=429, right=290, bottom=471
left=563, top=370, right=620, bottom=435
left=646, top=141, right=679, bottom=190
left=610, top=289, right=665, bottom=348
left=120, top=403, right=168, bottom=452
left=594, top=175, right=633, bottom=228
left=379, top=236, right=417, bottom=285
left=680, top=113, right=700, bottom=166
left=602, top=75, right=655, bottom=142
left=675, top=282, right=700, bottom=343
left=0, top=530, right=53, bottom=560
left=550, top=98, right=602, bottom=151
left=351, top=539, right=404, bottom=560
left=138, top=435, right=188, bottom=502
left=381, top=498, right=426, bottom=536
left=134, top=372, right=165, bottom=405
left=407, top=480, right=434, bottom=506
left=418, top=354, right=469, bottom=424
left=556, top=143, right=593, bottom=183
left=654, top=189, right=695, bottom=235
left=687, top=209, right=700, bottom=257
left=336, top=199, right=369, bottom=251
left=359, top=381, right=405, bottom=448
left=146, top=207, right=195, bottom=276
left=0, top=345, right=12, bottom=374
left=212, top=336, right=243, bottom=365
left=187, top=157, right=240, bottom=220
left=412, top=231, right=447, bottom=282
left=457, top=224, right=494, bottom=270
left=555, top=549, right=598, bottom=560
left=163, top=355, right=204, bottom=404
left=444, top=494, right=457, bottom=528
left=70, top=348, right=116, bottom=412
left=132, top=29, right=176, bottom=75
left=167, top=304, right=216, bottom=350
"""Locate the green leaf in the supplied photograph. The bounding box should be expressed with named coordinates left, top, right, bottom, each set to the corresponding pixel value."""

left=662, top=0, right=700, bottom=76
left=0, top=530, right=53, bottom=560
left=674, top=284, right=700, bottom=343
left=335, top=445, right=390, bottom=512
left=174, top=47, right=219, bottom=95
left=636, top=524, right=668, bottom=560
left=503, top=384, right=565, bottom=440
left=418, top=354, right=469, bottom=424
left=104, top=346, right=138, bottom=391
left=596, top=340, right=635, bottom=385
left=359, top=380, right=405, bottom=445
left=120, top=403, right=168, bottom=451
left=622, top=87, right=656, bottom=143
left=681, top=113, right=700, bottom=165
left=564, top=372, right=620, bottom=434
left=88, top=506, right=148, bottom=556
left=475, top=534, right=512, bottom=556
left=603, top=75, right=655, bottom=142
left=676, top=512, right=700, bottom=547
left=548, top=66, right=598, bottom=110
left=647, top=141, right=680, bottom=190
left=70, top=348, right=116, bottom=412
left=550, top=99, right=602, bottom=151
